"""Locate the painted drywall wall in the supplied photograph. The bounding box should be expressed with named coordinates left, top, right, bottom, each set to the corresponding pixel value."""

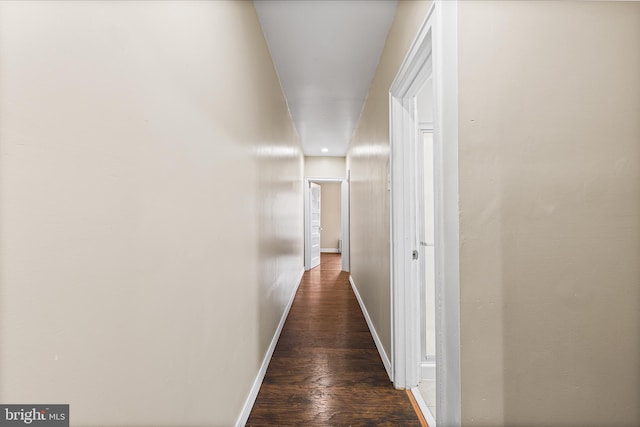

left=0, top=1, right=303, bottom=426
left=319, top=183, right=342, bottom=251
left=458, top=2, right=640, bottom=426
left=347, top=0, right=432, bottom=360
left=304, top=156, right=346, bottom=178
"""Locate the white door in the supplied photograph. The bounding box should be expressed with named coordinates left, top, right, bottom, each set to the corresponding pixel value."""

left=310, top=182, right=321, bottom=269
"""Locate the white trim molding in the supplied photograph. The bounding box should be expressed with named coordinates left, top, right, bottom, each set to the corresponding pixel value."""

left=320, top=248, right=341, bottom=253
left=389, top=2, right=461, bottom=426
left=349, top=275, right=392, bottom=380
left=235, top=268, right=305, bottom=427
left=433, top=2, right=461, bottom=425
left=421, top=360, right=436, bottom=380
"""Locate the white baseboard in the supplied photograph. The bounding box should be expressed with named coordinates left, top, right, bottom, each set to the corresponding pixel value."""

left=421, top=361, right=436, bottom=380
left=235, top=267, right=305, bottom=427
left=411, top=387, right=437, bottom=427
left=349, top=275, right=392, bottom=381
left=320, top=248, right=340, bottom=253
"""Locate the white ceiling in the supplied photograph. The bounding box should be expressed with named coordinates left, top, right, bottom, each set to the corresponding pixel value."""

left=254, top=0, right=398, bottom=157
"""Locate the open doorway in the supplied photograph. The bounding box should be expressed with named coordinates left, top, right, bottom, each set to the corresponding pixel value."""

left=389, top=2, right=460, bottom=426
left=417, top=83, right=436, bottom=419
left=304, top=177, right=350, bottom=272
left=318, top=182, right=342, bottom=255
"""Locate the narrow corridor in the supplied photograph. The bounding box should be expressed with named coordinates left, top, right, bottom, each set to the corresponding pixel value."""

left=247, top=254, right=422, bottom=426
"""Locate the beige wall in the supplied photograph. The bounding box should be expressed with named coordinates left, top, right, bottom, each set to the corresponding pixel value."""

left=458, top=2, right=640, bottom=426
left=319, top=183, right=341, bottom=251
left=346, top=0, right=432, bottom=358
left=0, top=1, right=303, bottom=426
left=304, top=156, right=346, bottom=178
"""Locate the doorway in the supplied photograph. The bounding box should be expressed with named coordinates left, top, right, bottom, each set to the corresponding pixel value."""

left=417, top=126, right=436, bottom=422
left=309, top=182, right=322, bottom=269
left=389, top=2, right=460, bottom=426
left=304, top=177, right=350, bottom=272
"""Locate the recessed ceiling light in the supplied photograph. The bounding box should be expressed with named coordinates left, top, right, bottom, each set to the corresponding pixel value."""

left=321, top=148, right=329, bottom=153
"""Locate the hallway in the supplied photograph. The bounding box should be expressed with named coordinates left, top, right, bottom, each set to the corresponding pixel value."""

left=1, top=2, right=639, bottom=426
left=247, top=254, right=422, bottom=426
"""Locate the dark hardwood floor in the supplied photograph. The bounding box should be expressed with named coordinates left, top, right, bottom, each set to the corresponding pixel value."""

left=247, top=253, right=422, bottom=426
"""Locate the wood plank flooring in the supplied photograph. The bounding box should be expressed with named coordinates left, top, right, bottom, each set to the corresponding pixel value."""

left=247, top=253, right=421, bottom=426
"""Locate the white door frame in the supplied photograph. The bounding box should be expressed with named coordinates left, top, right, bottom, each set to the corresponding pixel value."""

left=304, top=177, right=350, bottom=272
left=389, top=2, right=460, bottom=426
